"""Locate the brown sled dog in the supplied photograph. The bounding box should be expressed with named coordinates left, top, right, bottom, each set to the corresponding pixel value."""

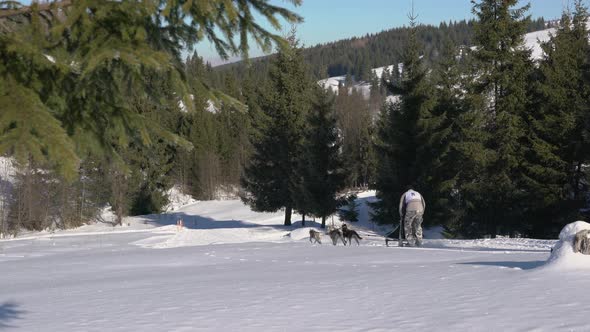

left=309, top=229, right=322, bottom=244
left=341, top=224, right=362, bottom=245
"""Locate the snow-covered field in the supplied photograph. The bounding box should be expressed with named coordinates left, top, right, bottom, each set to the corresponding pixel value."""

left=1, top=191, right=590, bottom=331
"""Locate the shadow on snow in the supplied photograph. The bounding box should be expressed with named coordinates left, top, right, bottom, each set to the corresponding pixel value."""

left=458, top=260, right=546, bottom=270
left=0, top=302, right=25, bottom=329
left=133, top=211, right=325, bottom=232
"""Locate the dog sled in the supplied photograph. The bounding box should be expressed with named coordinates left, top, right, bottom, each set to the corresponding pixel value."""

left=384, top=221, right=410, bottom=247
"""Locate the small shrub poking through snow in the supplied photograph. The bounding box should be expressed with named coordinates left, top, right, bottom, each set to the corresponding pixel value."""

left=338, top=194, right=359, bottom=222
left=545, top=221, right=590, bottom=270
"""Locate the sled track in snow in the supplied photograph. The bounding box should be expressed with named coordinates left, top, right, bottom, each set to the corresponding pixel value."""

left=376, top=244, right=551, bottom=254
left=358, top=232, right=553, bottom=254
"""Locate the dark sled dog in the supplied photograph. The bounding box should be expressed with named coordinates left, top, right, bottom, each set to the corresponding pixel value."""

left=309, top=229, right=322, bottom=244
left=341, top=224, right=362, bottom=245
left=327, top=226, right=346, bottom=246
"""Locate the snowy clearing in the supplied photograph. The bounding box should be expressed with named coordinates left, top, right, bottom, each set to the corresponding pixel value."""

left=0, top=192, right=589, bottom=331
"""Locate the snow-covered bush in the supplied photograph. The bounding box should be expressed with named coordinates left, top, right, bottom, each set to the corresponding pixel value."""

left=545, top=221, right=590, bottom=270
left=164, top=186, right=197, bottom=212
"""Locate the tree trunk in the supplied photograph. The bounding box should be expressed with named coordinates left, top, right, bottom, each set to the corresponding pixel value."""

left=302, top=213, right=306, bottom=227
left=284, top=205, right=292, bottom=226
left=116, top=180, right=124, bottom=226
left=116, top=205, right=123, bottom=226
left=80, top=174, right=85, bottom=224
left=574, top=161, right=583, bottom=201
left=110, top=167, right=127, bottom=227
left=321, top=215, right=326, bottom=229
left=0, top=159, right=6, bottom=236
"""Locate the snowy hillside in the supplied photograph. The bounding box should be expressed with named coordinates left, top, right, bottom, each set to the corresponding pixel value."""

left=524, top=27, right=555, bottom=60
left=2, top=191, right=590, bottom=331
left=317, top=25, right=565, bottom=99
left=525, top=21, right=590, bottom=60
left=318, top=64, right=397, bottom=98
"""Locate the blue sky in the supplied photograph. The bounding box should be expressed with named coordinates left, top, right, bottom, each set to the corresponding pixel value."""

left=16, top=0, right=572, bottom=64
left=196, top=0, right=569, bottom=65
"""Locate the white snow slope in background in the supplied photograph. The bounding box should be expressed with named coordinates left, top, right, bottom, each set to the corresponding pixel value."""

left=524, top=27, right=554, bottom=60
left=1, top=191, right=590, bottom=331
left=318, top=25, right=563, bottom=99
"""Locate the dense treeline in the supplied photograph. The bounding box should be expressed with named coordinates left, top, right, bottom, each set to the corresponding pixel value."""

left=240, top=32, right=347, bottom=227
left=0, top=0, right=302, bottom=235
left=211, top=17, right=551, bottom=86
left=239, top=1, right=589, bottom=237
left=371, top=0, right=590, bottom=238
left=0, top=0, right=587, bottom=240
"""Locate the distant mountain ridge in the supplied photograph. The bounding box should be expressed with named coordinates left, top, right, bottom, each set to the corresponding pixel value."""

left=211, top=17, right=552, bottom=83
left=315, top=23, right=563, bottom=102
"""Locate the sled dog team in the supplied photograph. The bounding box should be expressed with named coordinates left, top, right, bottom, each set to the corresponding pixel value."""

left=309, top=224, right=362, bottom=246
left=309, top=188, right=426, bottom=247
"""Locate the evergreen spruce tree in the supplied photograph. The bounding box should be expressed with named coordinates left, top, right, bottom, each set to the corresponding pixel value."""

left=369, top=69, right=385, bottom=118
left=357, top=52, right=371, bottom=82
left=373, top=12, right=436, bottom=227
left=1, top=0, right=303, bottom=171
left=189, top=107, right=222, bottom=200
left=523, top=1, right=590, bottom=236
left=461, top=0, right=533, bottom=236
left=369, top=70, right=380, bottom=94
left=333, top=87, right=374, bottom=188
left=0, top=4, right=78, bottom=179
left=568, top=1, right=590, bottom=206
left=1, top=0, right=303, bottom=229
left=299, top=87, right=346, bottom=228
left=241, top=34, right=312, bottom=226
left=345, top=73, right=353, bottom=87
left=421, top=38, right=466, bottom=228
left=172, top=53, right=206, bottom=195
left=339, top=195, right=360, bottom=223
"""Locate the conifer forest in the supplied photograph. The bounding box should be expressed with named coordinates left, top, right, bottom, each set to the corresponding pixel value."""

left=0, top=0, right=588, bottom=239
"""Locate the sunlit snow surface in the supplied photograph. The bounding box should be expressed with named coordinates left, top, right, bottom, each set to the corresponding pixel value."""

left=1, top=191, right=589, bottom=331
